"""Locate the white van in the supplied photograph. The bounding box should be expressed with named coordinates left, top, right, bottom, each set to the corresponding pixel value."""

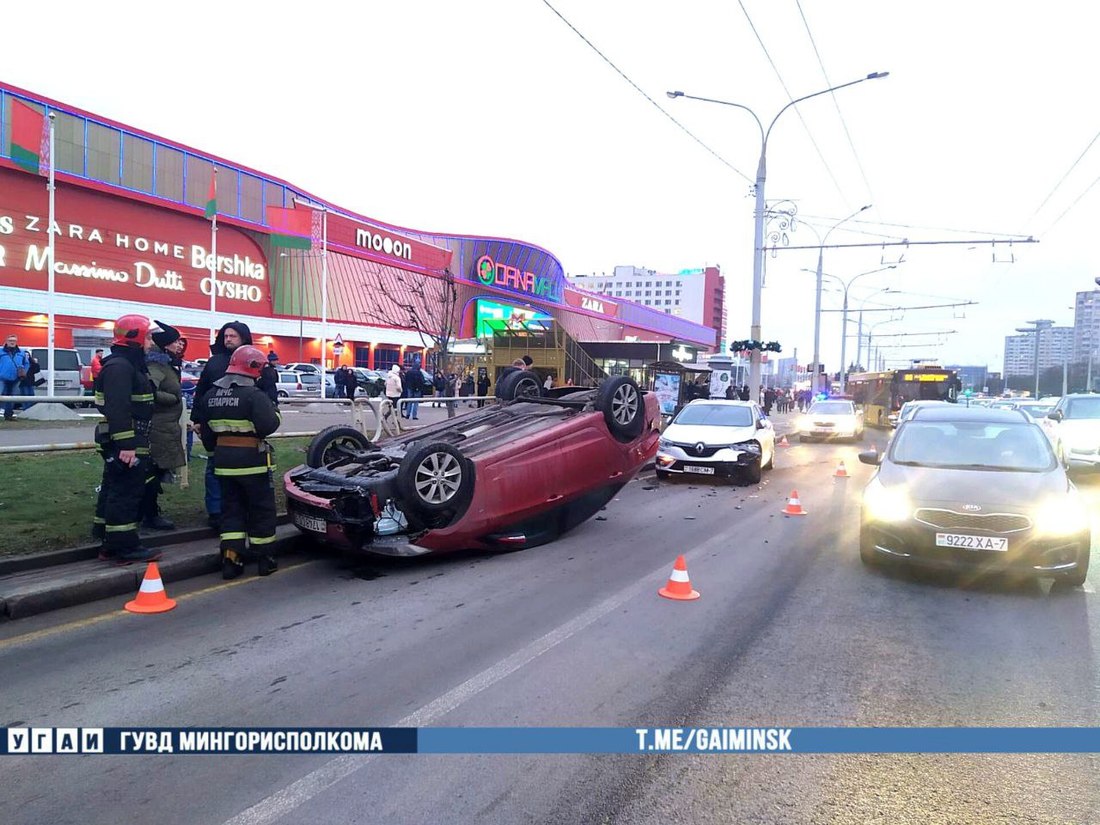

left=30, top=348, right=84, bottom=397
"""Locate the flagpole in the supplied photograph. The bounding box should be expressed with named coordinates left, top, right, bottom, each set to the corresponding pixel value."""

left=46, top=112, right=56, bottom=399
left=209, top=167, right=218, bottom=342
left=320, top=207, right=328, bottom=399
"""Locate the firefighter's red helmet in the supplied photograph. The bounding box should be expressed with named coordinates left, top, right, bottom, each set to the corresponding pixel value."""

left=112, top=314, right=152, bottom=347
left=226, top=345, right=266, bottom=379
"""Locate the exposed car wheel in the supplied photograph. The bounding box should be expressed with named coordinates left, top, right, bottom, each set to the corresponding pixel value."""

left=799, top=434, right=809, bottom=443
left=277, top=390, right=289, bottom=398
left=1060, top=548, right=1090, bottom=587
left=744, top=457, right=762, bottom=484
left=656, top=469, right=670, bottom=481
left=596, top=376, right=645, bottom=441
left=397, top=441, right=474, bottom=518
left=305, top=425, right=374, bottom=468
left=496, top=369, right=542, bottom=401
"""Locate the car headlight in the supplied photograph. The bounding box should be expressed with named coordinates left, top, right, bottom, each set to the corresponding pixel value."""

left=1034, top=495, right=1090, bottom=536
left=732, top=440, right=761, bottom=454
left=658, top=437, right=672, bottom=450
left=862, top=477, right=911, bottom=522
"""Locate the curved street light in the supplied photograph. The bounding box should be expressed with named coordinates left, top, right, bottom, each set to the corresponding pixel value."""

left=667, top=72, right=890, bottom=396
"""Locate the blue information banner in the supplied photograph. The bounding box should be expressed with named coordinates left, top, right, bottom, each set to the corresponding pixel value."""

left=6, top=727, right=1100, bottom=755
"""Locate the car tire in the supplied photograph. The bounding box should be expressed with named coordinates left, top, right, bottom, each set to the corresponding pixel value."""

left=744, top=457, right=762, bottom=484
left=277, top=390, right=289, bottom=398
left=496, top=369, right=542, bottom=402
left=596, top=376, right=645, bottom=442
left=305, top=425, right=374, bottom=468
left=859, top=532, right=879, bottom=566
left=799, top=435, right=809, bottom=443
left=656, top=469, right=670, bottom=481
left=397, top=441, right=475, bottom=518
left=1060, top=548, right=1090, bottom=587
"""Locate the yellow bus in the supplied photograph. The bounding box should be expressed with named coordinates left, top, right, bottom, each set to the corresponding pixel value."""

left=847, top=367, right=960, bottom=428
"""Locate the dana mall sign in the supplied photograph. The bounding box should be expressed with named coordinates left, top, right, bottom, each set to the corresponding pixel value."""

left=476, top=254, right=564, bottom=302
left=0, top=168, right=271, bottom=313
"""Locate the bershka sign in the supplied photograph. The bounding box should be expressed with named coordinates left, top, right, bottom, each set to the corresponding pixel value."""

left=476, top=254, right=564, bottom=302
left=0, top=169, right=271, bottom=313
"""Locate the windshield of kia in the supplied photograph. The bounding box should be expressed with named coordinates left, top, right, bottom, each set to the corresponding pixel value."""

left=673, top=404, right=754, bottom=427
left=891, top=422, right=1055, bottom=471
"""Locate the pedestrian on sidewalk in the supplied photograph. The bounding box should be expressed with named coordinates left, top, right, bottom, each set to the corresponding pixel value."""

left=0, top=334, right=30, bottom=421
left=404, top=364, right=423, bottom=420
left=192, top=345, right=282, bottom=579
left=384, top=363, right=403, bottom=417
left=91, top=314, right=159, bottom=563
left=477, top=368, right=490, bottom=407
left=141, top=321, right=186, bottom=532
left=19, top=352, right=40, bottom=410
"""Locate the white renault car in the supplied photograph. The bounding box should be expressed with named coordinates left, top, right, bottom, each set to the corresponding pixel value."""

left=656, top=400, right=775, bottom=483
left=798, top=399, right=865, bottom=442
left=1046, top=394, right=1100, bottom=470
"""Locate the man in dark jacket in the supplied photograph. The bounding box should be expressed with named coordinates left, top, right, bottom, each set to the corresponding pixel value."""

left=92, top=314, right=160, bottom=563
left=192, top=345, right=282, bottom=579
left=191, top=321, right=277, bottom=527
left=141, top=320, right=186, bottom=531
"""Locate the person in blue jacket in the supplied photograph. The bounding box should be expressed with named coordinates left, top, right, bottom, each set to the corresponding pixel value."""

left=0, top=333, right=31, bottom=421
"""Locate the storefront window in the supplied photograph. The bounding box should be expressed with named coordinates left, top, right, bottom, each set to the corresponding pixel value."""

left=52, top=110, right=85, bottom=176
left=374, top=348, right=400, bottom=371
left=154, top=145, right=183, bottom=202
left=87, top=122, right=121, bottom=185
left=184, top=155, right=214, bottom=211
left=240, top=172, right=263, bottom=223
left=122, top=133, right=154, bottom=194
left=354, top=346, right=371, bottom=368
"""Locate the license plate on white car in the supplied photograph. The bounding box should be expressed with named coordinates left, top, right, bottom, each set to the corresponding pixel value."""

left=683, top=465, right=715, bottom=475
left=935, top=533, right=1008, bottom=552
left=293, top=512, right=327, bottom=533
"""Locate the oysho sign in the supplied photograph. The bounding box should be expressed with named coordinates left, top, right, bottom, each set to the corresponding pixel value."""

left=476, top=255, right=562, bottom=301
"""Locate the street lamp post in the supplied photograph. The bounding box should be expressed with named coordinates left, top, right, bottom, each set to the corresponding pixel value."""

left=855, top=287, right=892, bottom=370
left=802, top=206, right=872, bottom=393
left=667, top=71, right=889, bottom=396
left=1015, top=319, right=1053, bottom=398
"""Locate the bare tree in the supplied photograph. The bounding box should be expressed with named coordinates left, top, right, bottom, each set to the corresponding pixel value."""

left=360, top=264, right=461, bottom=418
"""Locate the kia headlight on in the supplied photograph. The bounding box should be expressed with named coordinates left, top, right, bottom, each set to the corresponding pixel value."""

left=1034, top=494, right=1091, bottom=537
left=862, top=477, right=912, bottom=522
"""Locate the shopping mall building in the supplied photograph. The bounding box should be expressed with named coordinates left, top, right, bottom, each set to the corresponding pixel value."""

left=0, top=82, right=718, bottom=376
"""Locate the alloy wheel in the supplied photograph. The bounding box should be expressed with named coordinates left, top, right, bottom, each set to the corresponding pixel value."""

left=414, top=451, right=463, bottom=505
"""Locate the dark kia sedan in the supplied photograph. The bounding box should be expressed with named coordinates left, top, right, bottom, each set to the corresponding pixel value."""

left=858, top=406, right=1091, bottom=585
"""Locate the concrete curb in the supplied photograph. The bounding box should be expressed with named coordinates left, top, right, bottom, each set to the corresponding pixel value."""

left=0, top=524, right=303, bottom=620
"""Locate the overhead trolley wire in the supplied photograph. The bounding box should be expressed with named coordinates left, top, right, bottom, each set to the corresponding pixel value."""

left=737, top=0, right=850, bottom=206
left=795, top=0, right=877, bottom=210
left=541, top=0, right=752, bottom=183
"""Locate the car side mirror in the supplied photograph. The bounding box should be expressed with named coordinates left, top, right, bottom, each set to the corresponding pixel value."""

left=857, top=449, right=882, bottom=466
left=756, top=419, right=770, bottom=429
left=1047, top=411, right=1063, bottom=422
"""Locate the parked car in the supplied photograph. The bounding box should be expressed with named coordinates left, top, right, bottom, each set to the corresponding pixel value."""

left=352, top=368, right=385, bottom=397
left=858, top=405, right=1090, bottom=585
left=284, top=374, right=657, bottom=556
left=798, top=399, right=864, bottom=442
left=298, top=372, right=337, bottom=397
left=285, top=362, right=322, bottom=375
left=1045, top=394, right=1100, bottom=471
left=655, top=399, right=775, bottom=483
left=30, top=348, right=84, bottom=397
left=274, top=371, right=307, bottom=398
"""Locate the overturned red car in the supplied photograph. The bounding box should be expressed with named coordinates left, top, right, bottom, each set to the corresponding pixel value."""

left=284, top=374, right=658, bottom=556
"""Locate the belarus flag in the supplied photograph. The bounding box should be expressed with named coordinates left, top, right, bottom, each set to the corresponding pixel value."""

left=267, top=205, right=315, bottom=250
left=10, top=99, right=49, bottom=175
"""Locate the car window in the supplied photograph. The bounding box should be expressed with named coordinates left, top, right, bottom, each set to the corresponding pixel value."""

left=300, top=374, right=320, bottom=385
left=890, top=421, right=1055, bottom=471
left=32, top=349, right=81, bottom=370
left=1019, top=404, right=1055, bottom=419
left=808, top=401, right=854, bottom=415
left=1064, top=397, right=1100, bottom=420
left=673, top=404, right=754, bottom=427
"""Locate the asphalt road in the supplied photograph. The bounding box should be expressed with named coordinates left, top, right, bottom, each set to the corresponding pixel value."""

left=3, top=434, right=1100, bottom=825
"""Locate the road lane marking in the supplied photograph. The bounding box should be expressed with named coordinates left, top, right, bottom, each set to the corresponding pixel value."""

left=0, top=560, right=316, bottom=652
left=222, top=526, right=750, bottom=825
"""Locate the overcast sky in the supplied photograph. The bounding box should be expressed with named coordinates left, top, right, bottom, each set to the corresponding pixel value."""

left=4, top=1, right=1097, bottom=372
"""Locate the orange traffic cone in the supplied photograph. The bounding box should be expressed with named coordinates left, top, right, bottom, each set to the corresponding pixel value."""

left=125, top=562, right=177, bottom=614
left=658, top=555, right=700, bottom=601
left=777, top=434, right=790, bottom=448
left=782, top=490, right=808, bottom=516
left=834, top=460, right=849, bottom=478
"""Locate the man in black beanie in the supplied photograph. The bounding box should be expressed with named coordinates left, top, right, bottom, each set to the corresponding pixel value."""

left=142, top=320, right=186, bottom=531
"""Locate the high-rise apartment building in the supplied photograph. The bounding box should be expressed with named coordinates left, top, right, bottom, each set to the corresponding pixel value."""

left=1003, top=327, right=1074, bottom=376
left=1073, top=289, right=1100, bottom=362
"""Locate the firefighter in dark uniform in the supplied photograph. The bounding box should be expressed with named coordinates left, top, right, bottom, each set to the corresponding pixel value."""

left=92, top=314, right=160, bottom=563
left=192, top=345, right=282, bottom=579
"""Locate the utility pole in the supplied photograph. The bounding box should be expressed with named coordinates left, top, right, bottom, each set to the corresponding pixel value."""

left=1015, top=319, right=1053, bottom=398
